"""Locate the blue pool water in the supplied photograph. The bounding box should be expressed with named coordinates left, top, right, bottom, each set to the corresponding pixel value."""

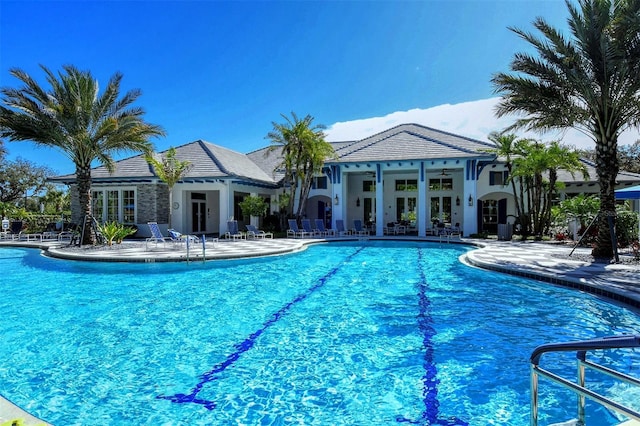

left=1, top=241, right=639, bottom=425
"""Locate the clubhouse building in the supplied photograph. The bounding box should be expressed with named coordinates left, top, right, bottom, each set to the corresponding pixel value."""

left=51, top=123, right=640, bottom=237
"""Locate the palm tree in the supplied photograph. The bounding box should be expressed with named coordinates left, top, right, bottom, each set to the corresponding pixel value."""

left=0, top=65, right=164, bottom=245
left=486, top=132, right=526, bottom=227
left=492, top=0, right=640, bottom=259
left=266, top=112, right=334, bottom=220
left=145, top=146, right=191, bottom=228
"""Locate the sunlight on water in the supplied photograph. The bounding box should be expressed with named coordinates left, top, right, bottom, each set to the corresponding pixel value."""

left=0, top=242, right=639, bottom=425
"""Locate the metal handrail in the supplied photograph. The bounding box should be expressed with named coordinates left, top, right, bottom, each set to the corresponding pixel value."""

left=530, top=335, right=640, bottom=426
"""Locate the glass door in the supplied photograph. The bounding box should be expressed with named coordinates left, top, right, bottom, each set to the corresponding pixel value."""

left=430, top=196, right=452, bottom=224
left=191, top=192, right=207, bottom=233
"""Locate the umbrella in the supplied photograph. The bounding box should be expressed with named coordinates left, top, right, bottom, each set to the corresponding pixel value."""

left=615, top=184, right=640, bottom=200
left=616, top=185, right=640, bottom=237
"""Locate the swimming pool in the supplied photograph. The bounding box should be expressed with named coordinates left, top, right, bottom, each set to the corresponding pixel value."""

left=1, top=241, right=639, bottom=425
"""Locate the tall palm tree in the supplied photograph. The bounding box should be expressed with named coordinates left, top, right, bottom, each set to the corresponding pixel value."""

left=266, top=112, right=334, bottom=220
left=492, top=0, right=640, bottom=259
left=145, top=146, right=191, bottom=229
left=486, top=132, right=525, bottom=223
left=0, top=65, right=165, bottom=245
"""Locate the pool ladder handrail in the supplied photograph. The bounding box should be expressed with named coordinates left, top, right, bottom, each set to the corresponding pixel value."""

left=530, top=334, right=640, bottom=426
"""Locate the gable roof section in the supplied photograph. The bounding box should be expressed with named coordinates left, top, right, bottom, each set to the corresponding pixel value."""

left=246, top=146, right=286, bottom=182
left=50, top=140, right=277, bottom=185
left=329, top=123, right=496, bottom=163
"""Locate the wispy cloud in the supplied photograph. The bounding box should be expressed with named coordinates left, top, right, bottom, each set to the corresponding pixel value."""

left=326, top=97, right=638, bottom=150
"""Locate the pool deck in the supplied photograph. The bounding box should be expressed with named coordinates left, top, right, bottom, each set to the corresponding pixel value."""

left=1, top=236, right=640, bottom=425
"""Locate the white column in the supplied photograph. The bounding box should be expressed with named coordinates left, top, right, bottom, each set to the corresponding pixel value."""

left=331, top=166, right=344, bottom=228
left=463, top=162, right=477, bottom=236
left=418, top=162, right=427, bottom=237
left=376, top=164, right=384, bottom=236
left=219, top=182, right=231, bottom=234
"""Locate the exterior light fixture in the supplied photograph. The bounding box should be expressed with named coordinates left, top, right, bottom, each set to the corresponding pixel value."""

left=468, top=195, right=474, bottom=207
left=356, top=197, right=360, bottom=207
left=334, top=195, right=339, bottom=205
left=456, top=196, right=460, bottom=206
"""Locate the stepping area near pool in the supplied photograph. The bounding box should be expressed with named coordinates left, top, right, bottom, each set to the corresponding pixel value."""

left=1, top=236, right=639, bottom=425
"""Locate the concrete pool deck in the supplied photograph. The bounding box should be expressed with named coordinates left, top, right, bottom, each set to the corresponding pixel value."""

left=1, top=236, right=639, bottom=425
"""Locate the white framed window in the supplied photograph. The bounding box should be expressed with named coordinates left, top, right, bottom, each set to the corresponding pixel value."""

left=92, top=187, right=137, bottom=224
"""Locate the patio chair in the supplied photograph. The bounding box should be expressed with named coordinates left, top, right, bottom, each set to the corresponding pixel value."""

left=225, top=220, right=245, bottom=240
left=146, top=222, right=172, bottom=249
left=246, top=224, right=273, bottom=239
left=287, top=219, right=310, bottom=238
left=353, top=219, right=370, bottom=236
left=168, top=229, right=200, bottom=245
left=335, top=219, right=350, bottom=236
left=301, top=219, right=321, bottom=237
left=315, top=219, right=336, bottom=237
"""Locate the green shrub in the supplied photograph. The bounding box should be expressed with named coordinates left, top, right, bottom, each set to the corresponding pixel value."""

left=98, top=221, right=137, bottom=246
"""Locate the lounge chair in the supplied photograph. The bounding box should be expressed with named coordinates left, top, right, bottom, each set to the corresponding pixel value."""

left=287, top=219, right=310, bottom=238
left=335, top=219, right=350, bottom=236
left=246, top=224, right=273, bottom=239
left=146, top=222, right=172, bottom=249
left=301, top=219, right=321, bottom=237
left=353, top=219, right=370, bottom=236
left=315, top=219, right=336, bottom=237
left=168, top=229, right=200, bottom=244
left=225, top=220, right=245, bottom=240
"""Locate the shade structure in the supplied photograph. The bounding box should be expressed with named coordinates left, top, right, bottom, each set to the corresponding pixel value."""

left=616, top=185, right=640, bottom=200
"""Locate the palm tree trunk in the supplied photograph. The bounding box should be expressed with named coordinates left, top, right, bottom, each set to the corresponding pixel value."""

left=76, top=164, right=96, bottom=246
left=592, top=136, right=619, bottom=259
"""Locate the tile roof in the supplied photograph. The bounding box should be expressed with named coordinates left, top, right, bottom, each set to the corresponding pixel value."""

left=51, top=140, right=277, bottom=185
left=329, top=123, right=496, bottom=163
left=557, top=159, right=640, bottom=184
left=246, top=146, right=286, bottom=182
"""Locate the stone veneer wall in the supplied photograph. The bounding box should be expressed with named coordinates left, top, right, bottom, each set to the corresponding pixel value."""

left=137, top=183, right=169, bottom=225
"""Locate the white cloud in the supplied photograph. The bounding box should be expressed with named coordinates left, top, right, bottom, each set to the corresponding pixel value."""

left=325, top=97, right=639, bottom=150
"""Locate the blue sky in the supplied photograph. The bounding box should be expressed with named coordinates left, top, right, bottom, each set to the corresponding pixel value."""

left=1, top=0, right=573, bottom=175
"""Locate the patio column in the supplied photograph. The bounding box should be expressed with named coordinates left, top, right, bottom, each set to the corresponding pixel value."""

left=331, top=165, right=344, bottom=228
left=376, top=163, right=384, bottom=236
left=418, top=161, right=427, bottom=237
left=463, top=161, right=478, bottom=236
left=219, top=181, right=231, bottom=234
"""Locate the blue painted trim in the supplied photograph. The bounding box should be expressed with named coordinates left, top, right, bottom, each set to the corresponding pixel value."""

left=396, top=248, right=469, bottom=425
left=376, top=164, right=381, bottom=184
left=157, top=246, right=366, bottom=410
left=420, top=162, right=425, bottom=182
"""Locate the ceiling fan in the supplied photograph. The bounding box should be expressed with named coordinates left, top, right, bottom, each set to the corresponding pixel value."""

left=439, top=168, right=450, bottom=177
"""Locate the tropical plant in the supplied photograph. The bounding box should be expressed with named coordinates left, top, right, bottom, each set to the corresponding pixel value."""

left=484, top=133, right=533, bottom=237
left=238, top=195, right=269, bottom=219
left=97, top=221, right=137, bottom=246
left=266, top=112, right=335, bottom=219
left=552, top=194, right=600, bottom=230
left=145, top=146, right=191, bottom=228
left=492, top=0, right=640, bottom=259
left=39, top=187, right=70, bottom=215
left=0, top=65, right=165, bottom=245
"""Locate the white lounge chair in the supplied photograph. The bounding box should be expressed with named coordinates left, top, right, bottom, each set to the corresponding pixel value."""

left=246, top=224, right=273, bottom=239
left=146, top=222, right=171, bottom=249
left=287, top=219, right=310, bottom=238
left=353, top=219, right=370, bottom=236
left=315, top=219, right=335, bottom=237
